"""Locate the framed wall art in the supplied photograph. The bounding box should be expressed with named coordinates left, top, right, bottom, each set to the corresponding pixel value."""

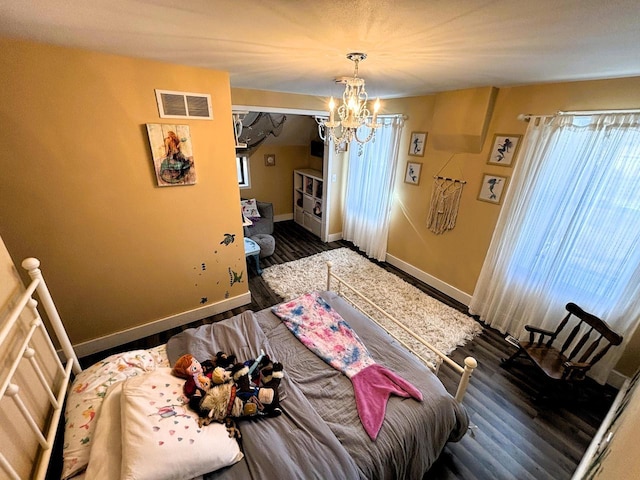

left=146, top=123, right=196, bottom=186
left=264, top=154, right=276, bottom=166
left=408, top=131, right=427, bottom=157
left=478, top=173, right=508, bottom=204
left=404, top=161, right=423, bottom=185
left=487, top=134, right=522, bottom=167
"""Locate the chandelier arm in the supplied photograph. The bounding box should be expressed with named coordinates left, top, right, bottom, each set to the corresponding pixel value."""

left=353, top=126, right=376, bottom=145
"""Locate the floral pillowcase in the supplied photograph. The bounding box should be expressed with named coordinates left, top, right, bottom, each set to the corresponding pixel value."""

left=62, top=345, right=169, bottom=479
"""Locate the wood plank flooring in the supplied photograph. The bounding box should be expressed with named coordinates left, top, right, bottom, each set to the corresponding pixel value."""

left=79, top=221, right=617, bottom=480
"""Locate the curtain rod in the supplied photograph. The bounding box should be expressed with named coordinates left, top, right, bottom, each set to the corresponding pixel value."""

left=559, top=108, right=640, bottom=115
left=518, top=108, right=640, bottom=121
left=434, top=175, right=466, bottom=184
left=314, top=113, right=407, bottom=120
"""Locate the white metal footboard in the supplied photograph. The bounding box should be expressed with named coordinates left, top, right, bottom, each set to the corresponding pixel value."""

left=326, top=261, right=477, bottom=402
left=0, top=258, right=81, bottom=480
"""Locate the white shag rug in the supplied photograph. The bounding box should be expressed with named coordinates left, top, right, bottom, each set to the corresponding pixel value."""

left=262, top=248, right=482, bottom=364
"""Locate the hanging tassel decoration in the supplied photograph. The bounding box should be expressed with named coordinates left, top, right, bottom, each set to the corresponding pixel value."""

left=427, top=177, right=465, bottom=234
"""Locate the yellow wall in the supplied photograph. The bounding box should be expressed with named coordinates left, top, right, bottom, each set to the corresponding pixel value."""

left=0, top=38, right=247, bottom=347
left=240, top=144, right=311, bottom=216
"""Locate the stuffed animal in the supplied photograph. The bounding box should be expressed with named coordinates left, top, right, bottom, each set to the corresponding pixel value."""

left=172, top=354, right=209, bottom=396
left=201, top=351, right=236, bottom=377
left=197, top=360, right=284, bottom=430
left=214, top=351, right=237, bottom=369
left=173, top=352, right=285, bottom=435
left=172, top=354, right=213, bottom=412
left=258, top=360, right=284, bottom=416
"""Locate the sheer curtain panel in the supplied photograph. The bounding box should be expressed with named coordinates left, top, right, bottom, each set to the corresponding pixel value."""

left=469, top=113, right=640, bottom=383
left=342, top=117, right=404, bottom=261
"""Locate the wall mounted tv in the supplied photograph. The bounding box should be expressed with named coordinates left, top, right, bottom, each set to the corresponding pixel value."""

left=310, top=140, right=324, bottom=158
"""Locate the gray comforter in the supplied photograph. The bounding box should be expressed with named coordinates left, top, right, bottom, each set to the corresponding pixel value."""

left=166, top=291, right=468, bottom=480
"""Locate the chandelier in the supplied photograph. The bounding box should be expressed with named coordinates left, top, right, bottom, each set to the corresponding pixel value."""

left=321, top=53, right=381, bottom=153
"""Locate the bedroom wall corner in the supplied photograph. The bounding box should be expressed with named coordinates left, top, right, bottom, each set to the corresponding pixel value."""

left=0, top=37, right=248, bottom=347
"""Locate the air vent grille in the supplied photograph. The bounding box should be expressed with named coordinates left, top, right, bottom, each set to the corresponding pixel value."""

left=155, top=89, right=213, bottom=119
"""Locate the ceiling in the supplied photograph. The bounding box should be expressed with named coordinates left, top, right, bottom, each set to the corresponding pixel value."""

left=2, top=0, right=639, bottom=99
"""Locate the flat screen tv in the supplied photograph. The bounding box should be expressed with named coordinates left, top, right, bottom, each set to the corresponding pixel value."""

left=310, top=140, right=324, bottom=158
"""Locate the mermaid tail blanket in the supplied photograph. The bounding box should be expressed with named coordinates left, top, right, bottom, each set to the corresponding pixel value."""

left=272, top=293, right=423, bottom=440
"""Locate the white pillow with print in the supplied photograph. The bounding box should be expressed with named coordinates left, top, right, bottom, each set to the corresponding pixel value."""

left=120, top=368, right=243, bottom=480
left=241, top=198, right=261, bottom=218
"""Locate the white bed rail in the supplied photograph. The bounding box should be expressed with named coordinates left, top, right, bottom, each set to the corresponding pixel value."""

left=326, top=261, right=477, bottom=402
left=0, top=258, right=79, bottom=480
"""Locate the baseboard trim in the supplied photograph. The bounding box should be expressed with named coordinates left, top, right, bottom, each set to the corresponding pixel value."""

left=72, top=292, right=252, bottom=358
left=326, top=232, right=343, bottom=242
left=274, top=213, right=293, bottom=222
left=384, top=254, right=472, bottom=306
left=607, top=369, right=628, bottom=389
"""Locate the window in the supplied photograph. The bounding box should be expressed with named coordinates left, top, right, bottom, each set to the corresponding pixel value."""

left=237, top=155, right=250, bottom=189
left=470, top=112, right=640, bottom=382
left=507, top=119, right=640, bottom=303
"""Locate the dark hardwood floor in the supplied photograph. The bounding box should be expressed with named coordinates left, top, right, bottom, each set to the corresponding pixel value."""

left=80, top=221, right=616, bottom=480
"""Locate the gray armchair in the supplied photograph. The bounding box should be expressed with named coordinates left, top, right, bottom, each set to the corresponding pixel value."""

left=243, top=201, right=274, bottom=237
left=242, top=201, right=276, bottom=258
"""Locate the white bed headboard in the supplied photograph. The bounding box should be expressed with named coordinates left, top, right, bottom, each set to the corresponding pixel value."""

left=0, top=258, right=80, bottom=480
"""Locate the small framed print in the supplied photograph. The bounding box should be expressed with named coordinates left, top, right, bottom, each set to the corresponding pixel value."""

left=264, top=154, right=276, bottom=167
left=487, top=134, right=521, bottom=166
left=408, top=131, right=427, bottom=157
left=478, top=174, right=508, bottom=204
left=404, top=161, right=422, bottom=185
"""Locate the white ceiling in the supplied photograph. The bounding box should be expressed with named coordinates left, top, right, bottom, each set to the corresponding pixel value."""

left=1, top=0, right=639, bottom=99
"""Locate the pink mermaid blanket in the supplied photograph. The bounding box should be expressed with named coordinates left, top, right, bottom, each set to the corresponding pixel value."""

left=272, top=293, right=423, bottom=440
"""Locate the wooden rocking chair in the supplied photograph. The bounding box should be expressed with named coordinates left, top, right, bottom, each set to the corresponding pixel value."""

left=502, top=303, right=623, bottom=396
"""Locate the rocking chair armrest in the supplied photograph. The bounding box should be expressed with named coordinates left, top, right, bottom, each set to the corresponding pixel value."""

left=561, top=361, right=592, bottom=380
left=562, top=361, right=590, bottom=372
left=524, top=325, right=556, bottom=337
left=524, top=325, right=557, bottom=345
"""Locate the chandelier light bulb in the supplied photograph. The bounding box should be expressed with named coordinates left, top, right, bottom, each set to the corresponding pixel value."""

left=329, top=97, right=336, bottom=123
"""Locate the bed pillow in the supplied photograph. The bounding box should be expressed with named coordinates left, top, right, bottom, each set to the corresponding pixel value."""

left=84, top=382, right=124, bottom=479
left=120, top=368, right=244, bottom=480
left=62, top=345, right=169, bottom=479
left=241, top=198, right=261, bottom=218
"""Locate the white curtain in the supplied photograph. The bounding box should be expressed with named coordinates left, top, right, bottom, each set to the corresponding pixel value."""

left=470, top=113, right=640, bottom=383
left=342, top=117, right=404, bottom=260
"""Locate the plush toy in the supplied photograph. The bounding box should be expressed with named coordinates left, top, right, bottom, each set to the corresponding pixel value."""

left=214, top=351, right=237, bottom=369
left=197, top=360, right=284, bottom=430
left=172, top=354, right=212, bottom=412
left=173, top=352, right=285, bottom=436
left=258, top=360, right=284, bottom=416
left=201, top=351, right=236, bottom=378
left=172, top=354, right=209, bottom=396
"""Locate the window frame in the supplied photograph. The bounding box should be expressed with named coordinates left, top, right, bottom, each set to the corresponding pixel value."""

left=237, top=154, right=251, bottom=189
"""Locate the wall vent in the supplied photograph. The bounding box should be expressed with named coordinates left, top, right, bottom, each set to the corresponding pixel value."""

left=155, top=89, right=213, bottom=120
